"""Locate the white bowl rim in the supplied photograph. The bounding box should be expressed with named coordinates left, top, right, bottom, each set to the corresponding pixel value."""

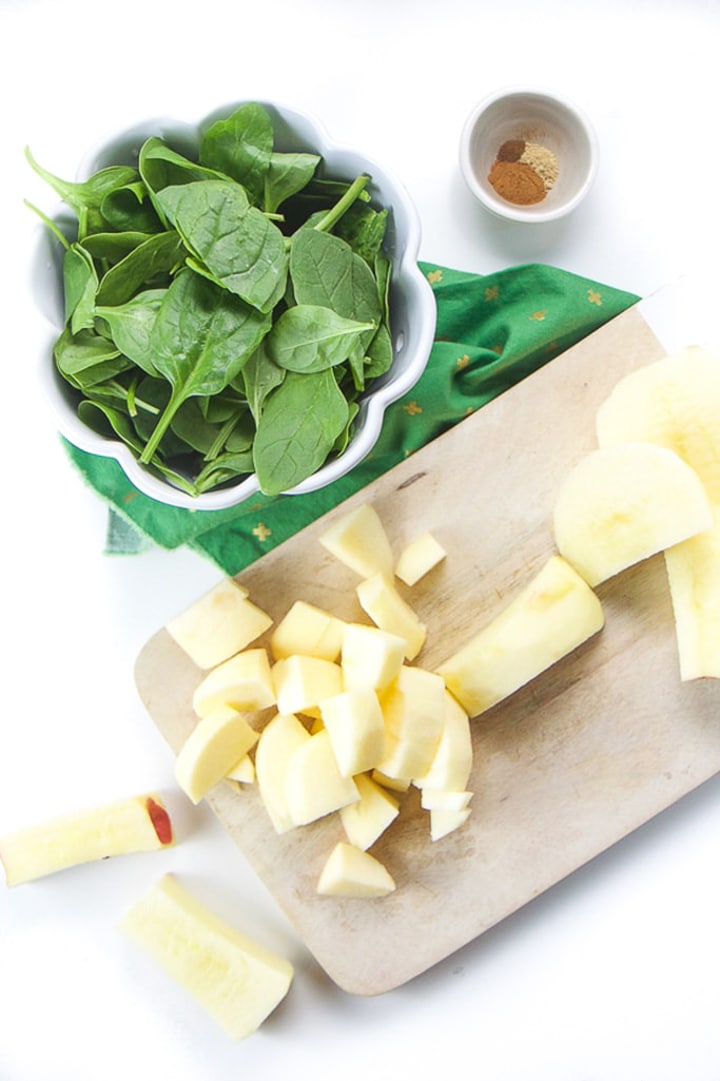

left=459, top=85, right=599, bottom=224
left=37, top=100, right=435, bottom=511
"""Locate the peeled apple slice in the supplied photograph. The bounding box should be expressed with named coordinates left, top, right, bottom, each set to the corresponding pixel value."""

left=552, top=442, right=713, bottom=587
left=664, top=509, right=720, bottom=679
left=120, top=873, right=293, bottom=1040
left=595, top=345, right=720, bottom=500
left=436, top=555, right=604, bottom=718
left=0, top=793, right=173, bottom=886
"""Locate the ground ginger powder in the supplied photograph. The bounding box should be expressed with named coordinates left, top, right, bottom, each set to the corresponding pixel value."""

left=488, top=139, right=559, bottom=206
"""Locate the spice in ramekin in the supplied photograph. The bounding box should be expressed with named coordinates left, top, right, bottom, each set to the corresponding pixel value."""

left=488, top=139, right=559, bottom=206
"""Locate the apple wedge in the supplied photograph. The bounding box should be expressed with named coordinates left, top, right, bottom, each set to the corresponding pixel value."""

left=284, top=729, right=359, bottom=826
left=429, top=806, right=472, bottom=842
left=595, top=345, right=720, bottom=500
left=191, top=648, right=275, bottom=717
left=120, top=873, right=293, bottom=1040
left=341, top=622, right=406, bottom=693
left=553, top=442, right=713, bottom=587
left=270, top=600, right=345, bottom=662
left=318, top=502, right=394, bottom=579
left=356, top=573, right=427, bottom=660
left=413, top=690, right=473, bottom=792
left=166, top=578, right=272, bottom=670
left=664, top=508, right=720, bottom=679
left=271, top=655, right=343, bottom=715
left=175, top=706, right=259, bottom=804
left=316, top=842, right=395, bottom=898
left=395, top=531, right=446, bottom=586
left=377, top=665, right=446, bottom=781
left=319, top=688, right=386, bottom=777
left=436, top=554, right=604, bottom=718
left=255, top=713, right=311, bottom=833
left=0, top=793, right=173, bottom=886
left=339, top=773, right=400, bottom=850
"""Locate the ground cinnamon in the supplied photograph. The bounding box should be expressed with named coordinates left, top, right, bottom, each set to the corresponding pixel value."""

left=487, top=160, right=546, bottom=205
left=488, top=138, right=559, bottom=206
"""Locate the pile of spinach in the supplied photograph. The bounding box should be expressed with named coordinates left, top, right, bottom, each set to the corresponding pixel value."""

left=27, top=103, right=394, bottom=497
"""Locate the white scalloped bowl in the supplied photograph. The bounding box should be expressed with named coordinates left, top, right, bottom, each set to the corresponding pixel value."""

left=31, top=101, right=436, bottom=510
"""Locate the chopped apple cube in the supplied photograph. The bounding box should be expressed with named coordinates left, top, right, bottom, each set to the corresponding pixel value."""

left=285, top=729, right=359, bottom=826
left=166, top=579, right=272, bottom=670
left=120, top=873, right=293, bottom=1040
left=191, top=648, right=275, bottom=717
left=255, top=713, right=311, bottom=833
left=377, top=666, right=446, bottom=781
left=665, top=511, right=720, bottom=679
left=341, top=622, right=406, bottom=693
left=371, top=770, right=411, bottom=793
left=0, top=793, right=173, bottom=886
left=319, top=502, right=394, bottom=579
left=317, top=842, right=395, bottom=898
left=225, top=755, right=255, bottom=784
left=319, top=689, right=386, bottom=777
left=420, top=788, right=473, bottom=811
left=429, top=807, right=472, bottom=842
left=339, top=773, right=400, bottom=850
left=437, top=555, right=604, bottom=717
left=414, top=691, right=473, bottom=792
left=395, top=531, right=446, bottom=586
left=272, top=655, right=343, bottom=715
left=270, top=600, right=345, bottom=662
left=553, top=442, right=713, bottom=587
left=356, top=573, right=427, bottom=660
left=175, top=706, right=260, bottom=804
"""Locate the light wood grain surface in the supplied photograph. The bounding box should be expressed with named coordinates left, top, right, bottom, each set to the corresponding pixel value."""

left=135, top=302, right=720, bottom=995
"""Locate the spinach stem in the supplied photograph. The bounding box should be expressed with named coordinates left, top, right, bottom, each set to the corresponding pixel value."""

left=204, top=413, right=240, bottom=462
left=313, top=173, right=371, bottom=233
left=139, top=392, right=183, bottom=464
left=24, top=200, right=70, bottom=249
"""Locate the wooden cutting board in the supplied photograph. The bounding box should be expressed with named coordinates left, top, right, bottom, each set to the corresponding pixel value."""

left=134, top=282, right=720, bottom=996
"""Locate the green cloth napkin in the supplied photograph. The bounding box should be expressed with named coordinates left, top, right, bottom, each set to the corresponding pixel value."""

left=64, top=262, right=640, bottom=576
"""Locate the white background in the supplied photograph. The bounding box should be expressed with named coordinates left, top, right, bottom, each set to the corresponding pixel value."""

left=1, top=0, right=719, bottom=1077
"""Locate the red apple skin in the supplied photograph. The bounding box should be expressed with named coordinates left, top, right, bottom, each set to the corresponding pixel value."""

left=146, top=798, right=173, bottom=846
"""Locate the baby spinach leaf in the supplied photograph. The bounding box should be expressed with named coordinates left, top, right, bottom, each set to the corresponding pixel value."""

left=290, top=227, right=381, bottom=330
left=81, top=231, right=157, bottom=263
left=95, top=288, right=166, bottom=375
left=170, top=397, right=230, bottom=456
left=63, top=244, right=98, bottom=333
left=25, top=148, right=140, bottom=238
left=95, top=231, right=184, bottom=307
left=100, top=181, right=164, bottom=234
left=240, top=339, right=285, bottom=423
left=266, top=305, right=374, bottom=372
left=252, top=368, right=349, bottom=495
left=364, top=321, right=394, bottom=378
left=157, top=180, right=288, bottom=313
left=138, top=138, right=228, bottom=224
left=335, top=202, right=389, bottom=266
left=264, top=151, right=321, bottom=214
left=54, top=327, right=132, bottom=389
left=199, top=103, right=274, bottom=206
left=139, top=271, right=271, bottom=462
